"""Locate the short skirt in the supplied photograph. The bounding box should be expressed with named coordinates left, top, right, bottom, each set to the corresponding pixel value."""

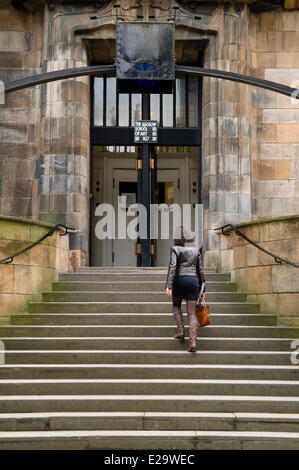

left=172, top=275, right=200, bottom=301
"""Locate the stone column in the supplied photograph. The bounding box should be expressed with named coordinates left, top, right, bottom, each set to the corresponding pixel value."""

left=0, top=7, right=43, bottom=219
left=249, top=10, right=299, bottom=219
left=202, top=4, right=252, bottom=268
left=37, top=4, right=90, bottom=268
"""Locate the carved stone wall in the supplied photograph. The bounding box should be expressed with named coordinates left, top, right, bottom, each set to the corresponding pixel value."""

left=248, top=11, right=299, bottom=220
left=0, top=1, right=298, bottom=268
left=0, top=7, right=42, bottom=220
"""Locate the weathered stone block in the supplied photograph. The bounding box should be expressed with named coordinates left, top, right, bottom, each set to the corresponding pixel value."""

left=276, top=52, right=299, bottom=67
left=61, top=80, right=89, bottom=104
left=209, top=192, right=224, bottom=212
left=219, top=117, right=239, bottom=138
left=263, top=109, right=299, bottom=124
left=273, top=160, right=291, bottom=179
left=223, top=175, right=238, bottom=192
left=272, top=264, right=299, bottom=293
left=233, top=245, right=247, bottom=269
left=0, top=264, right=13, bottom=293
left=265, top=67, right=299, bottom=85
left=224, top=192, right=238, bottom=213
left=235, top=265, right=272, bottom=294
left=0, top=9, right=30, bottom=30
left=0, top=31, right=30, bottom=51
left=39, top=212, right=66, bottom=226
left=258, top=143, right=299, bottom=159
left=257, top=124, right=276, bottom=142
left=276, top=293, right=299, bottom=316
left=49, top=175, right=68, bottom=194
left=259, top=218, right=299, bottom=242
left=252, top=89, right=277, bottom=109
left=223, top=82, right=240, bottom=102
left=256, top=52, right=276, bottom=68
left=0, top=293, right=28, bottom=316
left=257, top=160, right=273, bottom=179
left=256, top=293, right=278, bottom=314
left=276, top=124, right=299, bottom=143
left=259, top=12, right=277, bottom=32
left=43, top=245, right=57, bottom=269
left=267, top=180, right=296, bottom=198
left=223, top=156, right=238, bottom=175
left=0, top=123, right=28, bottom=143
left=0, top=220, right=30, bottom=242
left=239, top=194, right=251, bottom=213
left=49, top=194, right=67, bottom=212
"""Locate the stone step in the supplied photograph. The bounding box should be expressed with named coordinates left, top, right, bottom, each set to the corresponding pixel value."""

left=1, top=379, right=299, bottom=396
left=59, top=273, right=230, bottom=282
left=76, top=268, right=217, bottom=273
left=2, top=350, right=293, bottom=365
left=3, top=263, right=297, bottom=447
left=0, top=395, right=298, bottom=414
left=77, top=268, right=170, bottom=272
left=42, top=292, right=247, bottom=303
left=1, top=337, right=294, bottom=351
left=1, top=429, right=299, bottom=450
left=11, top=313, right=277, bottom=327
left=1, top=412, right=298, bottom=433
left=77, top=267, right=216, bottom=272
left=1, top=325, right=298, bottom=338
left=0, top=365, right=297, bottom=381
left=52, top=281, right=237, bottom=292
left=28, top=301, right=260, bottom=314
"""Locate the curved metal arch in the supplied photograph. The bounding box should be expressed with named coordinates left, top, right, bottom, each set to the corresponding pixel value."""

left=3, top=65, right=115, bottom=94
left=175, top=65, right=299, bottom=99
left=2, top=63, right=299, bottom=99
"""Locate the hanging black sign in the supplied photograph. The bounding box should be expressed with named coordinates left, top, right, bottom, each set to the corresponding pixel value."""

left=115, top=22, right=175, bottom=93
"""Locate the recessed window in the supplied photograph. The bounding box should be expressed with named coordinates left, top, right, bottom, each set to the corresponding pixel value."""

left=93, top=74, right=200, bottom=129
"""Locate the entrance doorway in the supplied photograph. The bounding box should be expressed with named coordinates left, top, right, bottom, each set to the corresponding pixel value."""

left=113, top=169, right=137, bottom=267
left=155, top=169, right=180, bottom=267
left=90, top=71, right=202, bottom=266
left=91, top=146, right=199, bottom=267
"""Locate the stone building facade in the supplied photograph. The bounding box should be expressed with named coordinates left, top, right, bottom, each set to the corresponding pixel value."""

left=0, top=0, right=298, bottom=268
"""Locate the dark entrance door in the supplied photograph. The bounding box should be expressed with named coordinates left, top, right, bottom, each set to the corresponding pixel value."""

left=90, top=73, right=202, bottom=266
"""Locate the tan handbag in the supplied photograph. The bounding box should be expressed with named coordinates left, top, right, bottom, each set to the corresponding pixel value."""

left=196, top=299, right=210, bottom=327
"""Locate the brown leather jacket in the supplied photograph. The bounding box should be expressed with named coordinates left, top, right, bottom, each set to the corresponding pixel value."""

left=165, top=245, right=205, bottom=289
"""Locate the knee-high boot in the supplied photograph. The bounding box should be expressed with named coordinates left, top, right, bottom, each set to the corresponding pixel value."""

left=188, top=320, right=198, bottom=353
left=173, top=310, right=185, bottom=341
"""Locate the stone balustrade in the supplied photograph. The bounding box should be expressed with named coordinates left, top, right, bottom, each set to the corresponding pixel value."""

left=216, top=215, right=299, bottom=326
left=0, top=216, right=70, bottom=324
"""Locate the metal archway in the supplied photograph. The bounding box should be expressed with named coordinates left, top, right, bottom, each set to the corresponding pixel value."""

left=3, top=64, right=299, bottom=99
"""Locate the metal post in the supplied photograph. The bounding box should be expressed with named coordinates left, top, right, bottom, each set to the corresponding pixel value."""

left=150, top=145, right=157, bottom=266
left=136, top=146, right=142, bottom=267
left=140, top=93, right=151, bottom=266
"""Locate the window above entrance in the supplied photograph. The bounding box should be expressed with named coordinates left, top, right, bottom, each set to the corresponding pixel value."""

left=93, top=74, right=201, bottom=128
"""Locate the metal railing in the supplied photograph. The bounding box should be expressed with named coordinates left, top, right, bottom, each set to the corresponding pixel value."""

left=215, top=223, right=299, bottom=269
left=0, top=224, right=75, bottom=265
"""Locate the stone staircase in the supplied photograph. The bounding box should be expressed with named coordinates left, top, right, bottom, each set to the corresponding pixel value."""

left=0, top=266, right=299, bottom=450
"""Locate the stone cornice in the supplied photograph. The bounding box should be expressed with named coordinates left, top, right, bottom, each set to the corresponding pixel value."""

left=8, top=0, right=299, bottom=12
